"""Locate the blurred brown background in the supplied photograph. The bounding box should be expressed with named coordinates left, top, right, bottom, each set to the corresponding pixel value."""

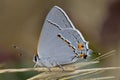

left=0, top=0, right=120, bottom=80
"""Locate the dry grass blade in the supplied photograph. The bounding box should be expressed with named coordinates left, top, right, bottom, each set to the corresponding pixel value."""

left=0, top=67, right=72, bottom=74
left=0, top=68, right=37, bottom=74
left=27, top=67, right=120, bottom=80
left=59, top=70, right=99, bottom=80
left=0, top=61, right=99, bottom=74
left=64, top=61, right=99, bottom=69
left=72, top=67, right=120, bottom=74
left=78, top=70, right=105, bottom=79
left=27, top=73, right=45, bottom=80
left=92, top=50, right=116, bottom=61
left=82, top=76, right=115, bottom=80
left=26, top=61, right=99, bottom=80
left=27, top=72, right=70, bottom=80
left=60, top=69, right=105, bottom=80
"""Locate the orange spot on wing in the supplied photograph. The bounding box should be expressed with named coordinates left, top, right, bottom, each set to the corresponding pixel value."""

left=80, top=53, right=85, bottom=58
left=78, top=43, right=84, bottom=50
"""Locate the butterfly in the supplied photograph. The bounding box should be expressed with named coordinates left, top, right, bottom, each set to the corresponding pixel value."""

left=33, top=6, right=91, bottom=68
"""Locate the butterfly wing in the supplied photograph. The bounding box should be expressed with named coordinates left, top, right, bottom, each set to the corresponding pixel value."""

left=46, top=6, right=75, bottom=29
left=59, top=29, right=89, bottom=55
left=37, top=6, right=88, bottom=66
left=58, top=29, right=87, bottom=50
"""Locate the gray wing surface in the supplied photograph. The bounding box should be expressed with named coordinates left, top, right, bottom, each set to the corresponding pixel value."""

left=46, top=6, right=75, bottom=29
left=58, top=29, right=87, bottom=51
left=37, top=6, right=78, bottom=64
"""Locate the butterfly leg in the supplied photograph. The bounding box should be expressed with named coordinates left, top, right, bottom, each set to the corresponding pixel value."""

left=55, top=61, right=64, bottom=71
left=39, top=62, right=52, bottom=71
left=34, top=63, right=38, bottom=68
left=58, top=64, right=64, bottom=71
left=34, top=59, right=52, bottom=71
left=38, top=61, right=52, bottom=72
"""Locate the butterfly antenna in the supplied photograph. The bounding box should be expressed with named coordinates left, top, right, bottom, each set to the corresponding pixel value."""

left=12, top=44, right=32, bottom=57
left=12, top=44, right=25, bottom=56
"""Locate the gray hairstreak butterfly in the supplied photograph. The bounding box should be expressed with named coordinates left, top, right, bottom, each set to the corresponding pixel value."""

left=33, top=6, right=92, bottom=68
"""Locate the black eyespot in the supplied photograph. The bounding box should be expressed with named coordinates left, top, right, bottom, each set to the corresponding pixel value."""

left=34, top=55, right=39, bottom=62
left=34, top=56, right=37, bottom=62
left=81, top=45, right=84, bottom=48
left=84, top=55, right=87, bottom=59
left=57, top=34, right=61, bottom=37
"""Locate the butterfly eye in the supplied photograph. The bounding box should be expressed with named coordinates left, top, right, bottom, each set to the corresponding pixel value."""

left=78, top=43, right=84, bottom=50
